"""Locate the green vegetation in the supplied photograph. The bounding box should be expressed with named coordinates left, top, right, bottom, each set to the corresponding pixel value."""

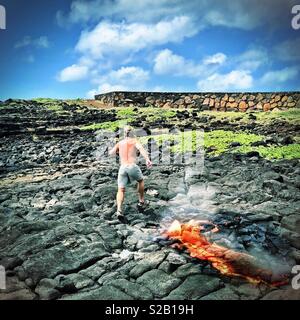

left=204, top=130, right=263, bottom=155
left=235, top=144, right=300, bottom=160
left=139, top=129, right=264, bottom=155
left=255, top=108, right=300, bottom=125
left=32, top=98, right=60, bottom=103
left=140, top=107, right=177, bottom=122
left=138, top=128, right=300, bottom=159
left=116, top=107, right=136, bottom=119
left=80, top=120, right=127, bottom=132
left=77, top=106, right=300, bottom=160
left=200, top=108, right=300, bottom=125
left=66, top=98, right=84, bottom=104
left=201, top=110, right=247, bottom=121
left=139, top=130, right=201, bottom=153
left=47, top=104, right=64, bottom=112
left=114, top=107, right=177, bottom=122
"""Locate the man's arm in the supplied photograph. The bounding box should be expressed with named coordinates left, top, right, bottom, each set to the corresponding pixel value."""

left=136, top=141, right=152, bottom=168
left=109, top=143, right=119, bottom=156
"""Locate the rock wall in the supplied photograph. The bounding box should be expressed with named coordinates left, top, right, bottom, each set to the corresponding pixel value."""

left=95, top=91, right=300, bottom=111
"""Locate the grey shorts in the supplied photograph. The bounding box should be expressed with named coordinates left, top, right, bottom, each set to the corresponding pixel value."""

left=118, top=164, right=144, bottom=188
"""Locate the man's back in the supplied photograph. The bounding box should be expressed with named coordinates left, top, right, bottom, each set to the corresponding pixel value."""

left=118, top=138, right=138, bottom=165
left=109, top=128, right=152, bottom=220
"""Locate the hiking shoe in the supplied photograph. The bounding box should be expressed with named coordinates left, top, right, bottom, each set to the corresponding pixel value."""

left=137, top=200, right=150, bottom=212
left=116, top=210, right=127, bottom=223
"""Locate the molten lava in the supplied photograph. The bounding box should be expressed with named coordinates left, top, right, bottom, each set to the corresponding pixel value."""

left=165, top=220, right=288, bottom=286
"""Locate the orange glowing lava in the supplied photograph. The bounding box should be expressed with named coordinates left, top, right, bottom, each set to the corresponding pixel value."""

left=164, top=220, right=288, bottom=286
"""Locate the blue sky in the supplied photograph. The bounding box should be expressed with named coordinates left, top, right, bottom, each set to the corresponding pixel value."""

left=0, top=0, right=299, bottom=100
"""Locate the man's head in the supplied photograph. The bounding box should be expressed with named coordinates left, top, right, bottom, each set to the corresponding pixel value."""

left=123, top=125, right=135, bottom=138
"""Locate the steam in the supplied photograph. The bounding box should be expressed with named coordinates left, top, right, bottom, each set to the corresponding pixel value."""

left=160, top=165, right=294, bottom=282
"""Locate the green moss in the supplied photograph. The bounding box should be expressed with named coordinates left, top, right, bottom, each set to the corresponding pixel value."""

left=66, top=98, right=84, bottom=104
left=116, top=107, right=136, bottom=120
left=201, top=111, right=247, bottom=121
left=47, top=104, right=64, bottom=112
left=115, top=107, right=177, bottom=122
left=139, top=128, right=300, bottom=159
left=200, top=108, right=300, bottom=125
left=204, top=130, right=263, bottom=155
left=235, top=144, right=300, bottom=160
left=80, top=120, right=127, bottom=131
left=170, top=130, right=203, bottom=153
left=32, top=98, right=59, bottom=103
left=139, top=129, right=263, bottom=155
left=141, top=107, right=177, bottom=122
left=255, top=108, right=300, bottom=125
left=139, top=131, right=195, bottom=153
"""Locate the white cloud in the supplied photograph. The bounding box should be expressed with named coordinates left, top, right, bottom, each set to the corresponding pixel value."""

left=197, top=70, right=253, bottom=92
left=87, top=84, right=128, bottom=98
left=203, top=53, right=227, bottom=65
left=55, top=0, right=297, bottom=94
left=57, top=0, right=199, bottom=26
left=57, top=64, right=89, bottom=82
left=15, top=36, right=50, bottom=49
left=58, top=16, right=197, bottom=84
left=235, top=48, right=269, bottom=71
left=105, top=66, right=149, bottom=85
left=153, top=49, right=199, bottom=76
left=57, top=0, right=295, bottom=31
left=87, top=66, right=149, bottom=97
left=153, top=49, right=226, bottom=77
left=260, top=67, right=299, bottom=84
left=35, top=36, right=50, bottom=49
left=75, top=16, right=197, bottom=59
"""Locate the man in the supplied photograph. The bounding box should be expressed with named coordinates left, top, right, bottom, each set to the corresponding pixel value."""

left=109, top=126, right=152, bottom=221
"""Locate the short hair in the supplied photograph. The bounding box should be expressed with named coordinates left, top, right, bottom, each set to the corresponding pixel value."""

left=124, top=125, right=135, bottom=138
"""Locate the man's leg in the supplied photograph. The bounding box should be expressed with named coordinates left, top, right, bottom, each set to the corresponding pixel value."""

left=117, top=187, right=125, bottom=212
left=137, top=180, right=145, bottom=203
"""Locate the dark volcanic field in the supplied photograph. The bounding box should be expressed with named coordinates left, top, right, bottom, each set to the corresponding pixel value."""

left=0, top=99, right=300, bottom=300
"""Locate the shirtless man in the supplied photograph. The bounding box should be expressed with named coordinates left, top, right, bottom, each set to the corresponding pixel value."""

left=109, top=126, right=152, bottom=221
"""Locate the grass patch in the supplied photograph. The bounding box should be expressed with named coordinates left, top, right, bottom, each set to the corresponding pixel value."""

left=47, top=104, right=64, bottom=112
left=138, top=128, right=300, bottom=159
left=255, top=108, right=300, bottom=124
left=115, top=107, right=177, bottom=122
left=201, top=111, right=247, bottom=121
left=204, top=130, right=263, bottom=155
left=139, top=130, right=202, bottom=153
left=235, top=144, right=300, bottom=160
left=139, top=129, right=263, bottom=155
left=200, top=108, right=300, bottom=125
left=141, top=107, right=177, bottom=122
left=80, top=120, right=127, bottom=132
left=116, top=107, right=136, bottom=120
left=32, top=98, right=62, bottom=104
left=65, top=98, right=85, bottom=104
